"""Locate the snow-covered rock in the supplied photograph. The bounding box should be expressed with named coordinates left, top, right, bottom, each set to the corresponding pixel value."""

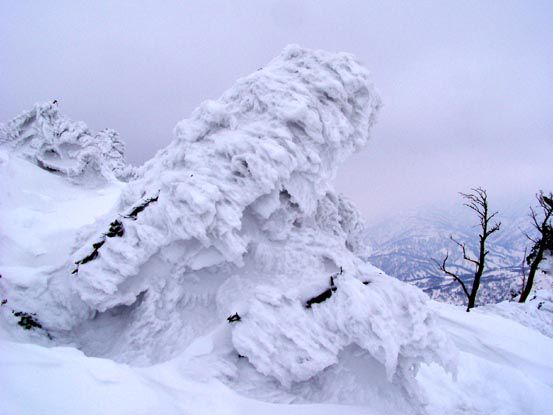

left=0, top=102, right=130, bottom=182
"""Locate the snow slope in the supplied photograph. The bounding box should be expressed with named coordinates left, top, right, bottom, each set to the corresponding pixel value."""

left=0, top=340, right=375, bottom=415
left=0, top=150, right=124, bottom=346
left=1, top=299, right=552, bottom=415
left=420, top=300, right=553, bottom=415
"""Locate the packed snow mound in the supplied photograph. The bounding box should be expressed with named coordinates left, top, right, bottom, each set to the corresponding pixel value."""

left=1, top=45, right=453, bottom=407
left=0, top=102, right=130, bottom=181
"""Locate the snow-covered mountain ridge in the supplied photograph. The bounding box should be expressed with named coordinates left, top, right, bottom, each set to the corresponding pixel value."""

left=363, top=208, right=532, bottom=305
left=1, top=45, right=552, bottom=415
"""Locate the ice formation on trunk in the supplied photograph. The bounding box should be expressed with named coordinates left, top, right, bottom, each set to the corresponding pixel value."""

left=0, top=102, right=129, bottom=181
left=0, top=45, right=455, bottom=408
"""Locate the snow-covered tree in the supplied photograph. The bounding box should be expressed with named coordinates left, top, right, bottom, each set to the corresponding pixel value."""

left=0, top=102, right=129, bottom=182
left=519, top=191, right=553, bottom=303
left=0, top=46, right=455, bottom=410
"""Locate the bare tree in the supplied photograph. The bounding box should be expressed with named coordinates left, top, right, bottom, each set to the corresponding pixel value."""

left=437, top=188, right=501, bottom=312
left=511, top=246, right=527, bottom=300
left=519, top=191, right=553, bottom=303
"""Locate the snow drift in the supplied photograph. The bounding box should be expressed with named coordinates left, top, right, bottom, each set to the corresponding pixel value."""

left=4, top=298, right=552, bottom=415
left=1, top=45, right=456, bottom=411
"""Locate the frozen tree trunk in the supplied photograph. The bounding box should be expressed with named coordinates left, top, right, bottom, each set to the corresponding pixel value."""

left=519, top=191, right=553, bottom=303
left=438, top=188, right=501, bottom=312
left=519, top=243, right=546, bottom=303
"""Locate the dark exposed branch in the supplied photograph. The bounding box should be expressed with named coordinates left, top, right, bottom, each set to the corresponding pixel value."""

left=72, top=219, right=125, bottom=275
left=227, top=313, right=241, bottom=323
left=125, top=193, right=159, bottom=220
left=450, top=235, right=479, bottom=268
left=437, top=188, right=501, bottom=311
left=305, top=274, right=339, bottom=308
left=520, top=191, right=553, bottom=302
left=521, top=229, right=539, bottom=244
left=71, top=192, right=160, bottom=275
left=436, top=253, right=470, bottom=300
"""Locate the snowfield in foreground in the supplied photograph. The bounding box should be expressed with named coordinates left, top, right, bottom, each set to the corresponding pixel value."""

left=2, top=300, right=552, bottom=415
left=1, top=45, right=552, bottom=415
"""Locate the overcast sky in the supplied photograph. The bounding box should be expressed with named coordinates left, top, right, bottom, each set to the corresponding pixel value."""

left=1, top=0, right=552, bottom=220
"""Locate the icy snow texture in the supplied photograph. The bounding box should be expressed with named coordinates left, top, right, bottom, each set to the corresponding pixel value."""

left=232, top=273, right=454, bottom=398
left=0, top=102, right=129, bottom=181
left=1, top=45, right=454, bottom=407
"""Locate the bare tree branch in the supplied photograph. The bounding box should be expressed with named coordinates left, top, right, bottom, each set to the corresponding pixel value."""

left=437, top=187, right=501, bottom=311
left=436, top=252, right=470, bottom=300
left=450, top=235, right=479, bottom=268
left=521, top=229, right=539, bottom=244
left=529, top=207, right=540, bottom=230
left=520, top=190, right=553, bottom=302
left=520, top=246, right=527, bottom=293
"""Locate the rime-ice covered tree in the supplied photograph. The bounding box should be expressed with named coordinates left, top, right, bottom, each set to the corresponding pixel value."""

left=519, top=191, right=553, bottom=303
left=0, top=47, right=456, bottom=407
left=0, top=101, right=129, bottom=181
left=438, top=188, right=501, bottom=312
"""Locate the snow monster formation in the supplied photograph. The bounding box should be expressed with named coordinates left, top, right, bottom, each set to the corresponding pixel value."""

left=0, top=46, right=455, bottom=412
left=0, top=102, right=129, bottom=181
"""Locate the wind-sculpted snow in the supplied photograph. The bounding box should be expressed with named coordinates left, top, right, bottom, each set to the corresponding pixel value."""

left=0, top=102, right=129, bottom=181
left=231, top=273, right=454, bottom=391
left=1, top=46, right=456, bottom=409
left=71, top=44, right=381, bottom=320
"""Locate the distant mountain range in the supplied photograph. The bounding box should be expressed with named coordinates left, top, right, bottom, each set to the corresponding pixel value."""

left=362, top=205, right=533, bottom=306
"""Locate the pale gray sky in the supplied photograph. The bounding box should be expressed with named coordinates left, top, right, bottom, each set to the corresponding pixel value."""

left=1, top=0, right=552, bottom=220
